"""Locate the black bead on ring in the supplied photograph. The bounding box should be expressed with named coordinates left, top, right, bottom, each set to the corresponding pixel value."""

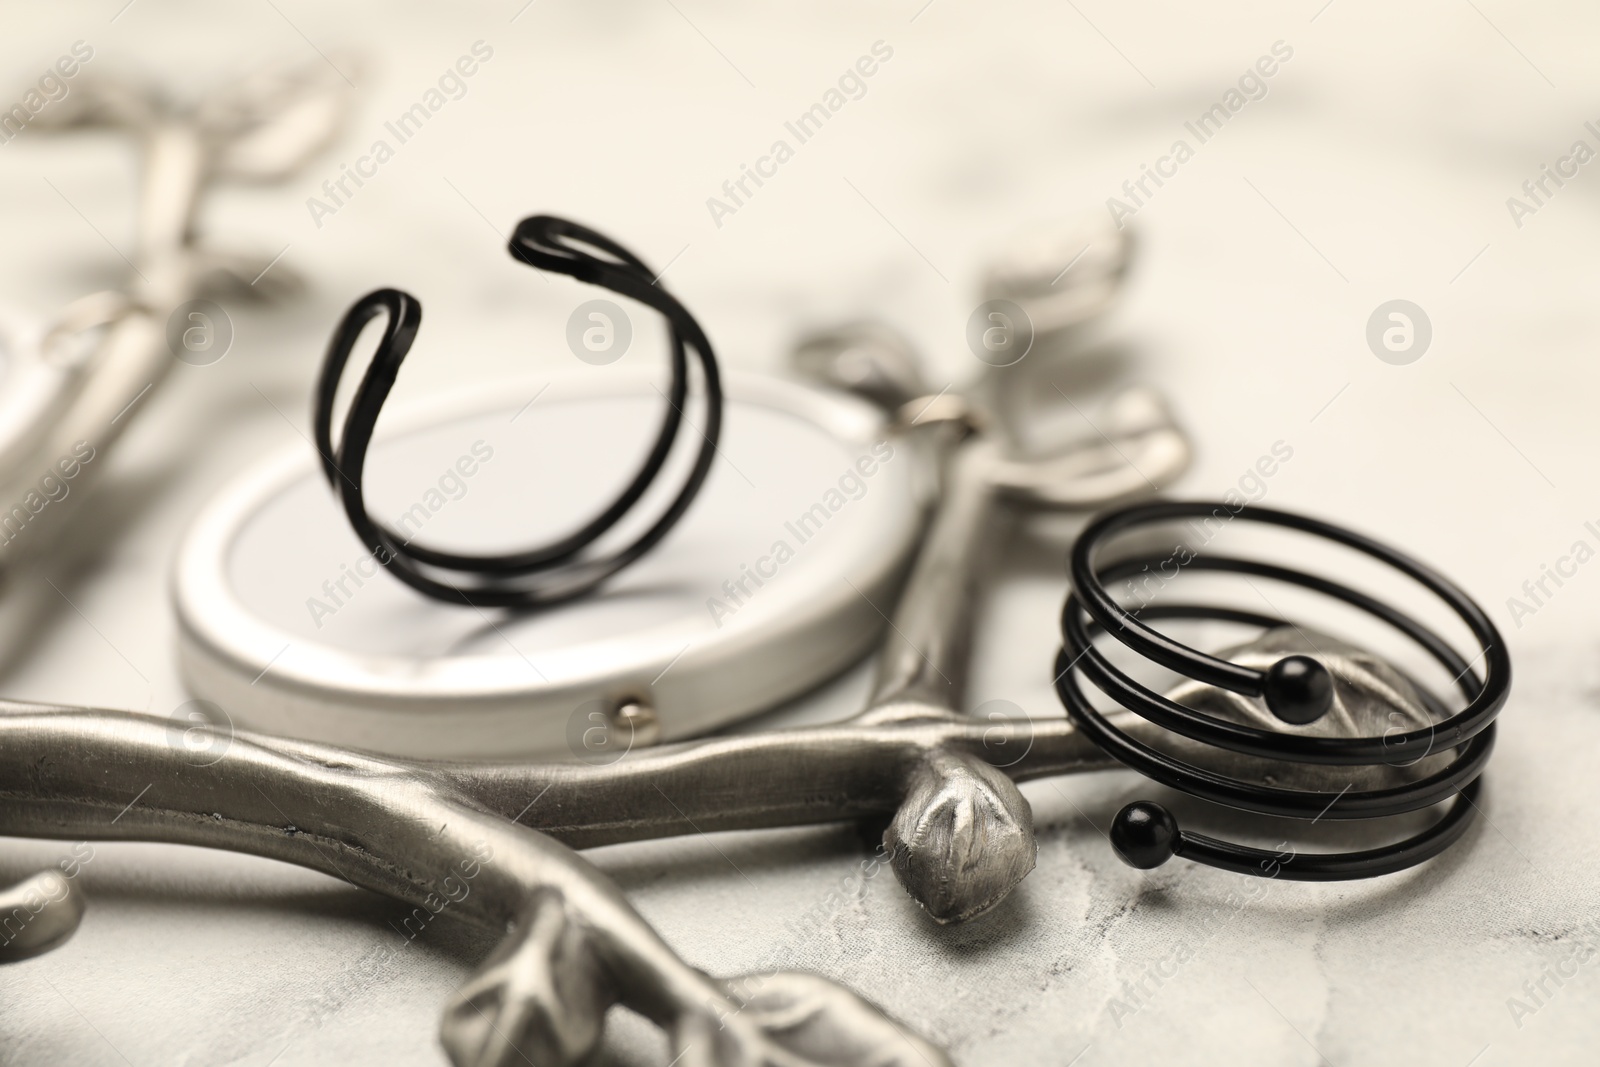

left=311, top=215, right=723, bottom=610
left=1055, top=500, right=1511, bottom=881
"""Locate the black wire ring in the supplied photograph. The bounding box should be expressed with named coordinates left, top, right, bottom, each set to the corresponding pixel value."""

left=311, top=215, right=723, bottom=609
left=1055, top=500, right=1511, bottom=881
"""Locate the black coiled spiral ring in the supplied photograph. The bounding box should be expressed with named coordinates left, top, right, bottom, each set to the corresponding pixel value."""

left=1054, top=500, right=1511, bottom=881
left=312, top=215, right=722, bottom=609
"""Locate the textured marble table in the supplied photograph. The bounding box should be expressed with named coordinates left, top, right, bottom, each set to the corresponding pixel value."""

left=0, top=2, right=1595, bottom=1063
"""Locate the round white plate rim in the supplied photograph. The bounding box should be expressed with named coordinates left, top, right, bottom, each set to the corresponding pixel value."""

left=172, top=368, right=921, bottom=753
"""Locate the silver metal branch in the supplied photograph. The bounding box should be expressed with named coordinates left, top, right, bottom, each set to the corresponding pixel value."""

left=0, top=704, right=951, bottom=1066
left=0, top=340, right=1438, bottom=1062
left=0, top=624, right=1432, bottom=1063
left=0, top=335, right=1193, bottom=1061
left=0, top=58, right=354, bottom=574
left=0, top=216, right=1203, bottom=1061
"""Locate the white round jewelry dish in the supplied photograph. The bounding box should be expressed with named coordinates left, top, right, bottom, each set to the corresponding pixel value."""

left=173, top=368, right=925, bottom=759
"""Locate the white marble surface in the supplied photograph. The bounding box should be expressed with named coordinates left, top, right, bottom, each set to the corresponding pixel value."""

left=1, top=1, right=1599, bottom=1064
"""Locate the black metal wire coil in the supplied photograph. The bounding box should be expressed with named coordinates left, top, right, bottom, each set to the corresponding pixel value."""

left=311, top=215, right=722, bottom=610
left=1055, top=500, right=1510, bottom=881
